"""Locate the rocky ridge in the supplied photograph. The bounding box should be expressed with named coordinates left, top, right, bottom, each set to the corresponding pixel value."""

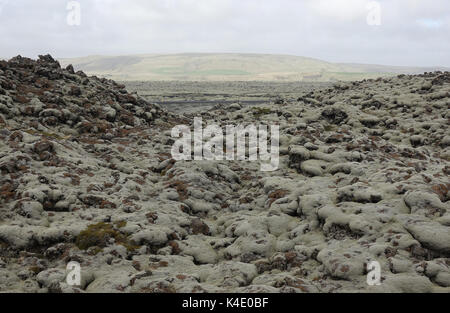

left=0, top=55, right=449, bottom=293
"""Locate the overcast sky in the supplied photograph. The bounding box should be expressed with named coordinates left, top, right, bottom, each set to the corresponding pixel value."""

left=0, top=0, right=449, bottom=66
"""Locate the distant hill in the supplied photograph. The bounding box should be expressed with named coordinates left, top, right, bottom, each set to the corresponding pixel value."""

left=59, top=53, right=448, bottom=82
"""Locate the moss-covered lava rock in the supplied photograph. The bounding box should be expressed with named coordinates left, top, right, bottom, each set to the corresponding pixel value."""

left=75, top=222, right=139, bottom=252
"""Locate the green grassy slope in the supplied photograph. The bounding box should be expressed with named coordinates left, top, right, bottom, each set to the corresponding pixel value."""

left=59, top=53, right=448, bottom=82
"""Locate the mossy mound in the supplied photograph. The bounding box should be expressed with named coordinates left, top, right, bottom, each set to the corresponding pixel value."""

left=24, top=129, right=71, bottom=140
left=75, top=222, right=138, bottom=252
left=252, top=107, right=272, bottom=118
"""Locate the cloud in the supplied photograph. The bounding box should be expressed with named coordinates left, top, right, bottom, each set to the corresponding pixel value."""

left=305, top=0, right=371, bottom=21
left=417, top=18, right=444, bottom=29
left=0, top=0, right=449, bottom=66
